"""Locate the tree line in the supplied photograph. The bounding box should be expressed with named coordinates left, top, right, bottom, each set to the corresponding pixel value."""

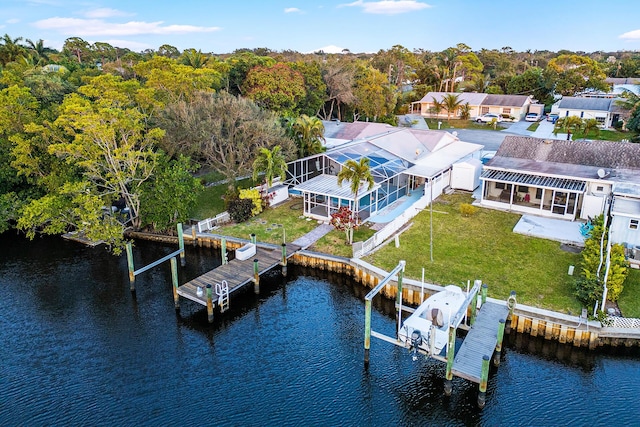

left=1, top=34, right=639, bottom=252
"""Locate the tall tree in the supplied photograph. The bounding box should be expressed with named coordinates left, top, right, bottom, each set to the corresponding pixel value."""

left=62, top=37, right=91, bottom=64
left=336, top=157, right=374, bottom=243
left=158, top=92, right=295, bottom=189
left=290, top=114, right=325, bottom=158
left=353, top=63, right=396, bottom=122
left=553, top=116, right=584, bottom=140
left=441, top=93, right=462, bottom=121
left=545, top=54, right=608, bottom=96
left=242, top=63, right=306, bottom=114
left=320, top=60, right=356, bottom=121
left=252, top=145, right=287, bottom=188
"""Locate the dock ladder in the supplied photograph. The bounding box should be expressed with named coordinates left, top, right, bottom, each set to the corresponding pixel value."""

left=216, top=280, right=230, bottom=313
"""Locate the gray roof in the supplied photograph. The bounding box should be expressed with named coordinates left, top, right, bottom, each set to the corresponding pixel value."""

left=417, top=92, right=488, bottom=106
left=487, top=136, right=640, bottom=183
left=480, top=94, right=531, bottom=107
left=322, top=121, right=396, bottom=142
left=556, top=97, right=613, bottom=111
left=606, top=77, right=640, bottom=85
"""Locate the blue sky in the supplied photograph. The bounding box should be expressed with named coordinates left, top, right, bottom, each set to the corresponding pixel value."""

left=2, top=0, right=640, bottom=54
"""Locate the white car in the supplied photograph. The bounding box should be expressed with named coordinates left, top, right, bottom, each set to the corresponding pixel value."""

left=475, top=113, right=502, bottom=123
left=525, top=113, right=541, bottom=122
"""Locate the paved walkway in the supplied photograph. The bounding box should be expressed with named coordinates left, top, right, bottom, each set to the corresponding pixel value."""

left=291, top=223, right=335, bottom=249
left=513, top=215, right=585, bottom=246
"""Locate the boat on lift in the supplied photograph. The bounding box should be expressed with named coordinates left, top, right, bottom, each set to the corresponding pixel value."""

left=398, top=285, right=468, bottom=357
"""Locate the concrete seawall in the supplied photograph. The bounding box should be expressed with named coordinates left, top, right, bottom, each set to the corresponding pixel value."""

left=129, top=231, right=640, bottom=349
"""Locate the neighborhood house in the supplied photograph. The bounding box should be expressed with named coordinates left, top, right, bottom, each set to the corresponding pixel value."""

left=410, top=92, right=536, bottom=121
left=480, top=136, right=640, bottom=255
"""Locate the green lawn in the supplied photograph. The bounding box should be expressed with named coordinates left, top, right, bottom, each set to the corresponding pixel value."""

left=189, top=177, right=256, bottom=220
left=311, top=226, right=377, bottom=258
left=527, top=122, right=540, bottom=132
left=574, top=129, right=638, bottom=142
left=364, top=193, right=584, bottom=313
left=618, top=268, right=640, bottom=318
left=214, top=198, right=319, bottom=245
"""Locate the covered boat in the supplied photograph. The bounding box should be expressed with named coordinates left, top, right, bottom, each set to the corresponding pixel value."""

left=398, top=285, right=467, bottom=356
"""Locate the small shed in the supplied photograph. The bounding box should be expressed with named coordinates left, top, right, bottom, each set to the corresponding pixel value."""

left=451, top=159, right=483, bottom=191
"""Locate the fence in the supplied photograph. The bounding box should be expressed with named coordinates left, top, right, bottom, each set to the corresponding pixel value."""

left=353, top=193, right=431, bottom=258
left=608, top=316, right=640, bottom=329
left=196, top=212, right=230, bottom=233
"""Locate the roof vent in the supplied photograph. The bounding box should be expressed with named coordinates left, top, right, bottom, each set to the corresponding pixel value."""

left=543, top=139, right=552, bottom=144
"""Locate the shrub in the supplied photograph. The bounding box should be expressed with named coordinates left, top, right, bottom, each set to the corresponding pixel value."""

left=239, top=188, right=263, bottom=216
left=228, top=198, right=254, bottom=223
left=574, top=277, right=601, bottom=308
left=459, top=203, right=477, bottom=217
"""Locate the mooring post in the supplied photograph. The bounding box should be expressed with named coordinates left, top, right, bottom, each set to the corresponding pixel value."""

left=481, top=283, right=488, bottom=305
left=250, top=233, right=256, bottom=245
left=170, top=257, right=180, bottom=312
left=478, top=355, right=491, bottom=409
left=221, top=237, right=227, bottom=265
left=191, top=226, right=196, bottom=246
left=253, top=259, right=260, bottom=294
left=281, top=243, right=287, bottom=277
left=396, top=260, right=406, bottom=337
left=126, top=241, right=135, bottom=291
left=364, top=298, right=372, bottom=367
left=444, top=324, right=456, bottom=396
left=177, top=223, right=186, bottom=266
left=206, top=284, right=214, bottom=323
left=493, top=318, right=506, bottom=366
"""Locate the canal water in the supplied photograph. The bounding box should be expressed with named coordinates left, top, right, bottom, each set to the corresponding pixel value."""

left=1, top=233, right=639, bottom=426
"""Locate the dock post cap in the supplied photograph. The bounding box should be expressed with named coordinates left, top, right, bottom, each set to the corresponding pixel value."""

left=206, top=284, right=212, bottom=288
left=399, top=260, right=406, bottom=267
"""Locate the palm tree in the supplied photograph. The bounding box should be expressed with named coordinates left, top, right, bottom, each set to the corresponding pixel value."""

left=441, top=93, right=462, bottom=121
left=429, top=98, right=443, bottom=118
left=292, top=115, right=325, bottom=158
left=554, top=116, right=584, bottom=140
left=180, top=48, right=209, bottom=68
left=582, top=118, right=600, bottom=140
left=0, top=34, right=26, bottom=65
left=337, top=158, right=374, bottom=243
left=25, top=38, right=50, bottom=64
left=252, top=145, right=288, bottom=189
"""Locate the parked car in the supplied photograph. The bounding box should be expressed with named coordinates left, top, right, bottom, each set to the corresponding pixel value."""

left=547, top=113, right=559, bottom=123
left=475, top=113, right=502, bottom=123
left=525, top=113, right=541, bottom=122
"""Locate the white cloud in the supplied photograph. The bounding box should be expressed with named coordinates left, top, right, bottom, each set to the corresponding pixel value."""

left=306, top=45, right=348, bottom=54
left=338, top=0, right=431, bottom=15
left=6, top=18, right=20, bottom=24
left=83, top=8, right=134, bottom=19
left=33, top=17, right=221, bottom=36
left=284, top=7, right=303, bottom=13
left=619, top=29, right=640, bottom=40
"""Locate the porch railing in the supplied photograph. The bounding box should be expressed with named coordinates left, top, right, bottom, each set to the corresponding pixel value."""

left=353, top=192, right=431, bottom=258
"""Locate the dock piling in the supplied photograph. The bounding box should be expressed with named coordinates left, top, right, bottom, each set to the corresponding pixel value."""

left=481, top=283, right=488, bottom=305
left=493, top=318, right=506, bottom=366
left=444, top=324, right=456, bottom=396
left=478, top=355, right=491, bottom=408
left=177, top=223, right=186, bottom=266
left=281, top=243, right=287, bottom=277
left=171, top=257, right=180, bottom=312
left=396, top=264, right=405, bottom=337
left=221, top=237, right=228, bottom=265
left=364, top=298, right=372, bottom=367
left=250, top=233, right=256, bottom=245
left=206, top=284, right=214, bottom=323
left=126, top=242, right=135, bottom=292
left=191, top=227, right=196, bottom=246
left=253, top=259, right=260, bottom=294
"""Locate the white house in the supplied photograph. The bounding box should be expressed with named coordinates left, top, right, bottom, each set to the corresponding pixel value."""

left=550, top=96, right=622, bottom=128
left=411, top=92, right=534, bottom=121
left=285, top=127, right=482, bottom=222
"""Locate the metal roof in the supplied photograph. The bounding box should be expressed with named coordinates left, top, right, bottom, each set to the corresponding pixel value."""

left=325, top=140, right=409, bottom=182
left=481, top=169, right=586, bottom=192
left=612, top=197, right=640, bottom=217
left=292, top=174, right=379, bottom=200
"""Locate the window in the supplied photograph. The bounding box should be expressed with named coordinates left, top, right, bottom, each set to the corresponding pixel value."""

left=518, top=185, right=529, bottom=193
left=536, top=188, right=543, bottom=199
left=496, top=182, right=505, bottom=190
left=596, top=186, right=604, bottom=192
left=631, top=219, right=639, bottom=230
left=481, top=107, right=489, bottom=114
left=580, top=111, right=584, bottom=118
left=503, top=108, right=511, bottom=114
left=596, top=117, right=606, bottom=125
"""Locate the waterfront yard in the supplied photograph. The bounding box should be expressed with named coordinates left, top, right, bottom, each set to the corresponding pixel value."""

left=364, top=193, right=585, bottom=314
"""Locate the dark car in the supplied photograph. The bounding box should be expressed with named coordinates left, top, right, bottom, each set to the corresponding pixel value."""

left=547, top=113, right=559, bottom=124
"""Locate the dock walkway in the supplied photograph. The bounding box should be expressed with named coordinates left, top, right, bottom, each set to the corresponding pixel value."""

left=177, top=242, right=300, bottom=307
left=451, top=301, right=510, bottom=383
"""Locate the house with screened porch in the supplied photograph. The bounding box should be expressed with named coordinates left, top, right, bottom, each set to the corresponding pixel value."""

left=285, top=127, right=483, bottom=222
left=480, top=136, right=640, bottom=260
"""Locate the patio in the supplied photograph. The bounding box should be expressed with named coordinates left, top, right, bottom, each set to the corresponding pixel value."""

left=513, top=215, right=585, bottom=247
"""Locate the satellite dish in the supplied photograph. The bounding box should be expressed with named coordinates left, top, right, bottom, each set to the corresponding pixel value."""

left=452, top=131, right=458, bottom=137
left=597, top=169, right=607, bottom=178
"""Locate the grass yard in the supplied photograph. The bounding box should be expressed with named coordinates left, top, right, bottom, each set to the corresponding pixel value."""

left=311, top=226, right=377, bottom=258
left=527, top=122, right=540, bottom=132
left=364, top=193, right=583, bottom=314
left=189, top=177, right=256, bottom=220
left=618, top=268, right=640, bottom=318
left=214, top=199, right=319, bottom=245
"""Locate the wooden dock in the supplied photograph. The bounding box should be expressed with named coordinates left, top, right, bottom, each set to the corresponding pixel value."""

left=451, top=301, right=510, bottom=383
left=177, top=243, right=300, bottom=307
